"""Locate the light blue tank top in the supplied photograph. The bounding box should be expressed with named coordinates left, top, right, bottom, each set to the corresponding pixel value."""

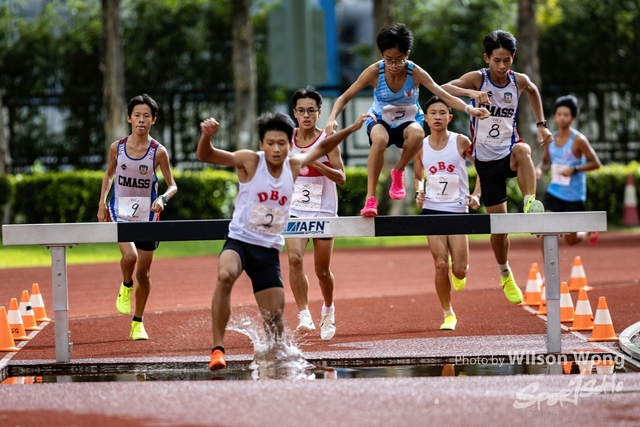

left=366, top=61, right=424, bottom=129
left=547, top=130, right=586, bottom=202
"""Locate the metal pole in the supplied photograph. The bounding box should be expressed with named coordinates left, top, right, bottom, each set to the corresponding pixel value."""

left=50, top=245, right=72, bottom=363
left=542, top=234, right=561, bottom=353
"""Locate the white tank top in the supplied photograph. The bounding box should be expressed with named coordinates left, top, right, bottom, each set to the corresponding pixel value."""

left=420, top=132, right=469, bottom=213
left=108, top=137, right=160, bottom=222
left=228, top=152, right=294, bottom=250
left=289, top=129, right=338, bottom=218
left=470, top=69, right=520, bottom=161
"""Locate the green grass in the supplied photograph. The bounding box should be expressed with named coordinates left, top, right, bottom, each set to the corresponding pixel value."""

left=0, top=234, right=494, bottom=269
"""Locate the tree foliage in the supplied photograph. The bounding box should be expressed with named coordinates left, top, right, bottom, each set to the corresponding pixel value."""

left=0, top=0, right=273, bottom=171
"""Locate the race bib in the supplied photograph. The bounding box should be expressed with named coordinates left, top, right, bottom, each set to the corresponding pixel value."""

left=550, top=163, right=571, bottom=186
left=247, top=203, right=288, bottom=236
left=292, top=181, right=323, bottom=211
left=476, top=118, right=512, bottom=145
left=381, top=104, right=418, bottom=126
left=426, top=174, right=460, bottom=201
left=117, top=197, right=151, bottom=222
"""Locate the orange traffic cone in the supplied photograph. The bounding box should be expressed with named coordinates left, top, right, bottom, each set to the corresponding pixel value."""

left=588, top=297, right=619, bottom=342
left=8, top=298, right=30, bottom=341
left=568, top=256, right=593, bottom=292
left=0, top=307, right=20, bottom=351
left=560, top=282, right=575, bottom=323
left=19, top=290, right=40, bottom=331
left=535, top=284, right=547, bottom=315
left=562, top=361, right=573, bottom=375
left=622, top=173, right=639, bottom=226
left=569, top=288, right=594, bottom=331
left=30, top=283, right=51, bottom=322
left=520, top=263, right=542, bottom=306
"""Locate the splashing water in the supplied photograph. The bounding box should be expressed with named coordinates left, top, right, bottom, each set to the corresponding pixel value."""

left=227, top=311, right=316, bottom=380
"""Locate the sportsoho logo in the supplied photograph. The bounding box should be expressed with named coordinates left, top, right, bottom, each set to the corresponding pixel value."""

left=282, top=219, right=332, bottom=236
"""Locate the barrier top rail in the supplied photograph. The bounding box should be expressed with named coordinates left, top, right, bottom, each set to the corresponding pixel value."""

left=2, top=212, right=607, bottom=246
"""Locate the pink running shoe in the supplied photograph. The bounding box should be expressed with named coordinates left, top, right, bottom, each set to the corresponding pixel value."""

left=587, top=231, right=599, bottom=245
left=360, top=197, right=378, bottom=217
left=389, top=168, right=406, bottom=199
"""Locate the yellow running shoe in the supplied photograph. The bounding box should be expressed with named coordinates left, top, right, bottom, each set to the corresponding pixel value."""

left=116, top=283, right=132, bottom=315
left=449, top=256, right=467, bottom=291
left=130, top=321, right=148, bottom=340
left=523, top=194, right=544, bottom=213
left=440, top=315, right=457, bottom=330
left=501, top=273, right=523, bottom=304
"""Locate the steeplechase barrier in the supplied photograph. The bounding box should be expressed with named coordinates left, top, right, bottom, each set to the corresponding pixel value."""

left=2, top=212, right=607, bottom=362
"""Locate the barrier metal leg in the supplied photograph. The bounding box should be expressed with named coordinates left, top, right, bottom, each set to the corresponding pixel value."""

left=542, top=235, right=561, bottom=353
left=50, top=245, right=72, bottom=363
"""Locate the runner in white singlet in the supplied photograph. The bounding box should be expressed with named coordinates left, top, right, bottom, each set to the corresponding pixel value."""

left=97, top=94, right=178, bottom=341
left=442, top=30, right=553, bottom=305
left=285, top=88, right=343, bottom=340
left=413, top=97, right=481, bottom=331
left=197, top=111, right=372, bottom=371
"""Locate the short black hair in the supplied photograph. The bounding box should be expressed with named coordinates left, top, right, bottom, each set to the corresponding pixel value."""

left=483, top=30, right=517, bottom=56
left=127, top=94, right=159, bottom=118
left=292, top=87, right=322, bottom=109
left=423, top=96, right=451, bottom=113
left=376, top=23, right=413, bottom=54
left=553, top=95, right=579, bottom=118
left=257, top=112, right=295, bottom=143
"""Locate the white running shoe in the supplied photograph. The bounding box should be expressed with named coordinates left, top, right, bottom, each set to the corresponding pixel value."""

left=320, top=310, right=336, bottom=341
left=296, top=312, right=316, bottom=332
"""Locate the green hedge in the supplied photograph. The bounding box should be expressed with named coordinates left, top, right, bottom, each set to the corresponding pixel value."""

left=2, top=162, right=639, bottom=224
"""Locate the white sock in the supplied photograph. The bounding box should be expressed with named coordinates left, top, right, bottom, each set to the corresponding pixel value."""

left=443, top=307, right=455, bottom=317
left=498, top=262, right=511, bottom=278
left=299, top=309, right=311, bottom=318
left=322, top=304, right=334, bottom=314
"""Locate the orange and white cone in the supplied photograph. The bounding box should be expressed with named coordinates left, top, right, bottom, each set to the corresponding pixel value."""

left=0, top=306, right=20, bottom=351
left=568, top=256, right=593, bottom=292
left=569, top=288, right=594, bottom=331
left=30, top=283, right=51, bottom=322
left=560, top=282, right=575, bottom=323
left=588, top=297, right=619, bottom=342
left=535, top=284, right=547, bottom=315
left=520, top=263, right=542, bottom=306
left=577, top=359, right=593, bottom=375
left=19, top=290, right=41, bottom=331
left=594, top=359, right=615, bottom=375
left=8, top=298, right=30, bottom=341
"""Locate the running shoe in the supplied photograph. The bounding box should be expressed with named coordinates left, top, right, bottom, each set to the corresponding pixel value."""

left=116, top=282, right=132, bottom=315
left=389, top=168, right=406, bottom=200
left=208, top=349, right=226, bottom=371
left=320, top=310, right=336, bottom=341
left=296, top=312, right=316, bottom=332
left=440, top=315, right=457, bottom=330
left=523, top=194, right=544, bottom=213
left=587, top=231, right=599, bottom=245
left=449, top=256, right=467, bottom=291
left=501, top=272, right=523, bottom=304
left=129, top=321, right=148, bottom=340
left=360, top=197, right=378, bottom=217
